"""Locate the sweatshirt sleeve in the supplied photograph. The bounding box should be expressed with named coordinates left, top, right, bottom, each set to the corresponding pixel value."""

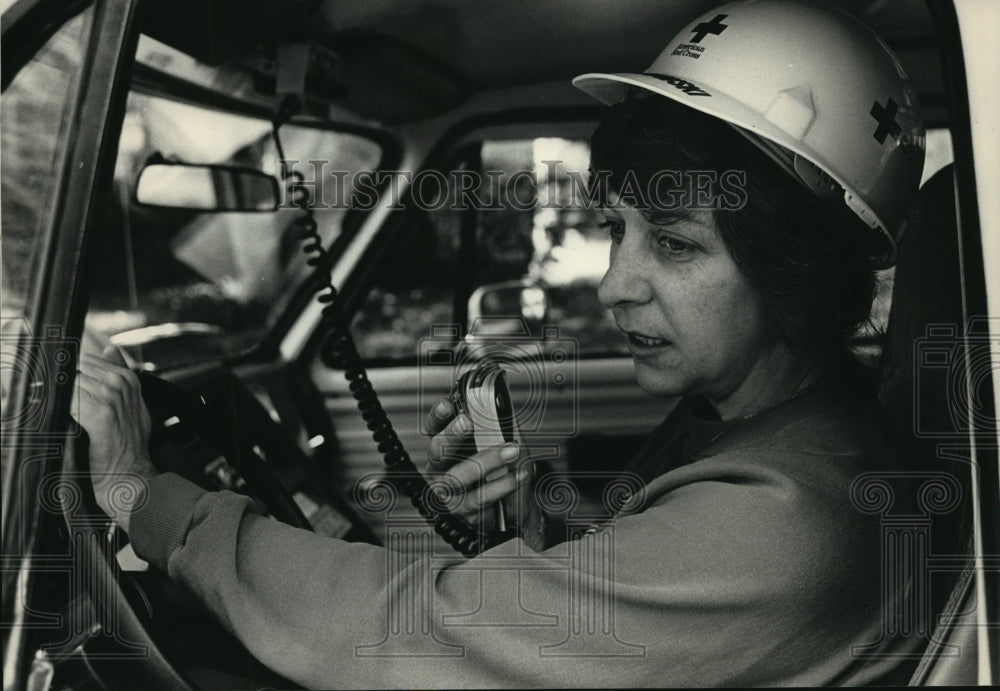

left=128, top=463, right=895, bottom=689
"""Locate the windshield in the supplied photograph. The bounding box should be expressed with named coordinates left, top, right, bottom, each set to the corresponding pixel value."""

left=85, top=90, right=381, bottom=370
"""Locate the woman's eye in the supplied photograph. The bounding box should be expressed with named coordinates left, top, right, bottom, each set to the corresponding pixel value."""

left=598, top=220, right=625, bottom=243
left=657, top=234, right=694, bottom=255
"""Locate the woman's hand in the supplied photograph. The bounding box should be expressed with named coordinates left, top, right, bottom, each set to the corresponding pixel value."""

left=423, top=399, right=544, bottom=549
left=70, top=332, right=157, bottom=532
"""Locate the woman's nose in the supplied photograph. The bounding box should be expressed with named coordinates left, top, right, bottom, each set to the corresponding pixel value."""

left=598, top=242, right=651, bottom=308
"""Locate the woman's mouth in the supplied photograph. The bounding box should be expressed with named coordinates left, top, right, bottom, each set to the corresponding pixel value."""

left=624, top=329, right=670, bottom=350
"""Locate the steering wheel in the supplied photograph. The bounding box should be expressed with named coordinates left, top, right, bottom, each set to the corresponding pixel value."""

left=62, top=370, right=312, bottom=689
left=137, top=371, right=313, bottom=529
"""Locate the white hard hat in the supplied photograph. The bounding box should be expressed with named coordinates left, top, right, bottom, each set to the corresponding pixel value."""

left=573, top=0, right=925, bottom=268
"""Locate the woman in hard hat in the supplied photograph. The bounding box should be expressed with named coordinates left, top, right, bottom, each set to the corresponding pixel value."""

left=76, top=1, right=927, bottom=686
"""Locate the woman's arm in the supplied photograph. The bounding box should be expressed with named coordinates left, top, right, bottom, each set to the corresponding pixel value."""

left=128, top=454, right=891, bottom=689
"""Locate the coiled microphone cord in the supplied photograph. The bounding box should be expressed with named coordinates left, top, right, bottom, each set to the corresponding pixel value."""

left=272, top=112, right=504, bottom=557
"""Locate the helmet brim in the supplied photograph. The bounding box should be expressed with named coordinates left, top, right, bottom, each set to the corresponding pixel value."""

left=574, top=71, right=783, bottom=130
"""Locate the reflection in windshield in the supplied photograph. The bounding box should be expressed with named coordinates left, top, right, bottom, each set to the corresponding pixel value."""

left=86, top=91, right=381, bottom=370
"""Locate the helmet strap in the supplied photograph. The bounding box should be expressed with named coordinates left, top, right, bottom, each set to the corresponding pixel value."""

left=728, top=125, right=840, bottom=200
left=726, top=124, right=896, bottom=268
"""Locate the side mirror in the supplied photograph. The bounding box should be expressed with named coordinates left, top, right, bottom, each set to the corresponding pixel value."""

left=467, top=280, right=548, bottom=335
left=134, top=162, right=280, bottom=212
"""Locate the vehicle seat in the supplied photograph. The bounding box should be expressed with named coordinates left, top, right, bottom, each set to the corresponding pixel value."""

left=877, top=163, right=978, bottom=685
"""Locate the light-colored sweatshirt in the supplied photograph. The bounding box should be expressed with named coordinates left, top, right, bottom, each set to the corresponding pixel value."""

left=130, top=371, right=922, bottom=687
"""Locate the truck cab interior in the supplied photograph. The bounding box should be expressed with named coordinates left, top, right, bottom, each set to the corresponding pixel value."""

left=1, top=0, right=997, bottom=688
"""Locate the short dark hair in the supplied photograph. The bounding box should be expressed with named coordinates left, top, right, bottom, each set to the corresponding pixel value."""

left=589, top=93, right=879, bottom=360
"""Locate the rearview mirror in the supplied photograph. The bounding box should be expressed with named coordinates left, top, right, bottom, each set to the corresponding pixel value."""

left=468, top=280, right=548, bottom=335
left=134, top=163, right=280, bottom=212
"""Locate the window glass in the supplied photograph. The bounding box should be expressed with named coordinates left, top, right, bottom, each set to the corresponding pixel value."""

left=85, top=89, right=382, bottom=370
left=473, top=138, right=624, bottom=355
left=855, top=127, right=954, bottom=363
left=351, top=137, right=625, bottom=362
left=350, top=186, right=462, bottom=360
left=1, top=10, right=92, bottom=318
left=1, top=8, right=93, bottom=414
left=921, top=128, right=954, bottom=187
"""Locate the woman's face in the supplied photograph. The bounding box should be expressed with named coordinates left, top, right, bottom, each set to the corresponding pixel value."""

left=597, top=201, right=795, bottom=414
